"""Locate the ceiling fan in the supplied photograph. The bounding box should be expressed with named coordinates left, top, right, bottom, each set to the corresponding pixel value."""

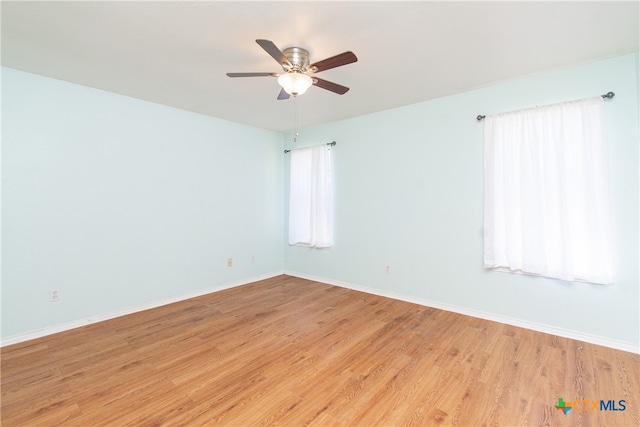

left=226, top=39, right=357, bottom=100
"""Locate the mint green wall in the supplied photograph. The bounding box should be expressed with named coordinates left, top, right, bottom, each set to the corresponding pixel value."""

left=2, top=68, right=284, bottom=339
left=284, top=54, right=640, bottom=348
left=3, top=54, right=638, bottom=348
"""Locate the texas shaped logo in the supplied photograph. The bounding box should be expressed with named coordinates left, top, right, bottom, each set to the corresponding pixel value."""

left=555, top=398, right=572, bottom=415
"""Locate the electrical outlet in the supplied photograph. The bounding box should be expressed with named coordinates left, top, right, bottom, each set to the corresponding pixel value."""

left=227, top=257, right=233, bottom=267
left=251, top=255, right=255, bottom=263
left=49, top=289, right=59, bottom=302
left=385, top=265, right=391, bottom=274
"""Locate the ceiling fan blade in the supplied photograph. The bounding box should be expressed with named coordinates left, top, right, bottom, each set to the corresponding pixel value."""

left=309, top=51, right=357, bottom=73
left=226, top=72, right=278, bottom=77
left=313, top=77, right=349, bottom=95
left=277, top=88, right=290, bottom=100
left=256, top=39, right=291, bottom=68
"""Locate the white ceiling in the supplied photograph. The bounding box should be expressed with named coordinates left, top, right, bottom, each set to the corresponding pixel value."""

left=2, top=1, right=638, bottom=133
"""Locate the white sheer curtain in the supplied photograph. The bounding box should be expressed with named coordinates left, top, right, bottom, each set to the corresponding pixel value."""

left=288, top=145, right=332, bottom=248
left=484, top=96, right=613, bottom=284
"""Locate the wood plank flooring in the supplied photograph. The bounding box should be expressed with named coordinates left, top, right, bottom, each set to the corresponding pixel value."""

left=2, top=275, right=639, bottom=426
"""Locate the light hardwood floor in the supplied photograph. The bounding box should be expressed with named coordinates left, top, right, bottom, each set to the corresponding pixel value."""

left=1, top=275, right=638, bottom=426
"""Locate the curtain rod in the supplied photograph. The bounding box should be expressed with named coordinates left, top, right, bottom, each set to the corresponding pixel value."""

left=284, top=141, right=336, bottom=153
left=476, top=91, right=615, bottom=121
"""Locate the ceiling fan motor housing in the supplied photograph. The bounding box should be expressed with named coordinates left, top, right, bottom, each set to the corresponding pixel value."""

left=282, top=47, right=310, bottom=72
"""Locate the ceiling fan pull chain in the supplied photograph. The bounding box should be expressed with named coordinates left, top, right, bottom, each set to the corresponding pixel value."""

left=294, top=96, right=299, bottom=143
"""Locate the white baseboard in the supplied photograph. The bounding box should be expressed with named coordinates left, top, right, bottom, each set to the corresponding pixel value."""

left=285, top=270, right=640, bottom=355
left=0, top=271, right=284, bottom=347
left=5, top=270, right=637, bottom=354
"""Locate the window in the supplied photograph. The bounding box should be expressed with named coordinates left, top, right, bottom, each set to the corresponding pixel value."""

left=483, top=97, right=613, bottom=284
left=288, top=145, right=332, bottom=248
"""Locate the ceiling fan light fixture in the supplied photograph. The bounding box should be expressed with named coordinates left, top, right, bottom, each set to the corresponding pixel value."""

left=278, top=72, right=313, bottom=96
